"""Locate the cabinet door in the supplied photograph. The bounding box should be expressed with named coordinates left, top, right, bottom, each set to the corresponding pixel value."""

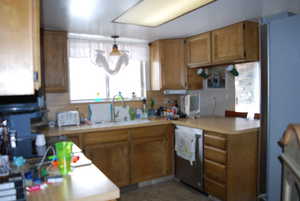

left=84, top=141, right=130, bottom=187
left=43, top=31, right=68, bottom=93
left=0, top=0, right=38, bottom=95
left=67, top=135, right=81, bottom=148
left=187, top=68, right=203, bottom=90
left=149, top=41, right=162, bottom=91
left=212, top=22, right=244, bottom=64
left=33, top=0, right=41, bottom=90
left=161, top=39, right=187, bottom=90
left=131, top=137, right=167, bottom=183
left=186, top=32, right=211, bottom=67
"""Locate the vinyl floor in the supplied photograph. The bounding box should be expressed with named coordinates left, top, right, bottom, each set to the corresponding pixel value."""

left=120, top=181, right=210, bottom=201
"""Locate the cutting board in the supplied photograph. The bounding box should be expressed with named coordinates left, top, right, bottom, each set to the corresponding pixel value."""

left=88, top=103, right=111, bottom=123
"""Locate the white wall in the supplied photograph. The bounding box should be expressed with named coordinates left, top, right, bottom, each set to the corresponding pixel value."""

left=262, top=0, right=300, bottom=16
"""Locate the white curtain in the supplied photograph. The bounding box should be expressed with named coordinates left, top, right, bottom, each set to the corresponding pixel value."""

left=68, top=37, right=149, bottom=62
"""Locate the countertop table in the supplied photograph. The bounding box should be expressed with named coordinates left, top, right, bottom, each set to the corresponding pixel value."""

left=27, top=146, right=120, bottom=201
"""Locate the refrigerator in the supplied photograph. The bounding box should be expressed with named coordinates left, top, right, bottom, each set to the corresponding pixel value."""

left=261, top=13, right=300, bottom=201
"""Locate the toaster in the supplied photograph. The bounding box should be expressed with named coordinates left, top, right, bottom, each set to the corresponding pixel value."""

left=56, top=111, right=80, bottom=127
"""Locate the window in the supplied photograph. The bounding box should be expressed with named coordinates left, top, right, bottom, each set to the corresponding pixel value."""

left=235, top=62, right=260, bottom=114
left=68, top=36, right=148, bottom=103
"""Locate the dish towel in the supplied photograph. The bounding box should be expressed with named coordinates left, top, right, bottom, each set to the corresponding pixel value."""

left=175, top=128, right=196, bottom=165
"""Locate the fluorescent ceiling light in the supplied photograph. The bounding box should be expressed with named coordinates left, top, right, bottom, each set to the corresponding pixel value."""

left=113, top=0, right=215, bottom=27
left=70, top=0, right=95, bottom=19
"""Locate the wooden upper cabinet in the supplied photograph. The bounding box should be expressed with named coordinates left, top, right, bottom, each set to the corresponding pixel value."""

left=212, top=21, right=259, bottom=64
left=149, top=39, right=188, bottom=90
left=149, top=41, right=162, bottom=91
left=0, top=0, right=40, bottom=95
left=186, top=32, right=212, bottom=68
left=33, top=0, right=41, bottom=90
left=187, top=68, right=203, bottom=90
left=43, top=30, right=68, bottom=93
left=161, top=39, right=187, bottom=90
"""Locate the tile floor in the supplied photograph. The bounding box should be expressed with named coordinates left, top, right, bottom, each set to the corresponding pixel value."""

left=120, top=181, right=209, bottom=201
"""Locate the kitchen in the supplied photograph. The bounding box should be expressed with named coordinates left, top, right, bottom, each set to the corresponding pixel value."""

left=0, top=1, right=300, bottom=201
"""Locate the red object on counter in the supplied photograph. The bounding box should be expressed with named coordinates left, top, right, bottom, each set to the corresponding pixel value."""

left=26, top=185, right=41, bottom=192
left=51, top=160, right=59, bottom=167
left=72, top=156, right=80, bottom=163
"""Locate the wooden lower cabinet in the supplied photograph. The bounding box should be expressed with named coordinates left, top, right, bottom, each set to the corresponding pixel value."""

left=205, top=177, right=226, bottom=201
left=80, top=125, right=172, bottom=187
left=67, top=135, right=81, bottom=148
left=85, top=142, right=130, bottom=187
left=204, top=131, right=258, bottom=201
left=131, top=137, right=167, bottom=183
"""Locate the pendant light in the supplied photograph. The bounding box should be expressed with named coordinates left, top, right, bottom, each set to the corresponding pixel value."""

left=110, top=35, right=122, bottom=56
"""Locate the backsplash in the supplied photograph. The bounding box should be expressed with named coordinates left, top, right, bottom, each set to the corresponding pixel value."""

left=146, top=91, right=180, bottom=109
left=45, top=67, right=233, bottom=121
left=184, top=68, right=235, bottom=117
left=45, top=93, right=143, bottom=121
left=45, top=91, right=180, bottom=121
left=200, top=70, right=235, bottom=116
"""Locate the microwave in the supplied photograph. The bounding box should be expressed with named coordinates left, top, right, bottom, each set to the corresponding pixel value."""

left=184, top=95, right=200, bottom=117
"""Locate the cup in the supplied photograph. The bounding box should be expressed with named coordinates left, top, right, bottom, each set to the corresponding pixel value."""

left=35, top=134, right=46, bottom=146
left=55, top=141, right=73, bottom=175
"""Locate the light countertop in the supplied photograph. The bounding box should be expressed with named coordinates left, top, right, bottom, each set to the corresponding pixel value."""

left=174, top=117, right=260, bottom=134
left=42, top=116, right=260, bottom=136
left=27, top=145, right=120, bottom=201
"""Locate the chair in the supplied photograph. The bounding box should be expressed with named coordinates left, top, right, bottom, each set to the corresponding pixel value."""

left=225, top=110, right=248, bottom=118
left=254, top=113, right=261, bottom=120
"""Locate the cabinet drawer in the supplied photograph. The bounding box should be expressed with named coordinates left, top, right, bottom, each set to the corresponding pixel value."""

left=131, top=125, right=169, bottom=139
left=205, top=159, right=226, bottom=184
left=83, top=130, right=129, bottom=146
left=205, top=177, right=226, bottom=201
left=205, top=133, right=226, bottom=150
left=204, top=146, right=227, bottom=164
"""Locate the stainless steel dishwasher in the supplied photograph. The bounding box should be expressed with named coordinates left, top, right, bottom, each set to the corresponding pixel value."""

left=175, top=125, right=204, bottom=191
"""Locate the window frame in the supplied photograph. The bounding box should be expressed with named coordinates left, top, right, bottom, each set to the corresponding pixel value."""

left=68, top=58, right=147, bottom=104
left=234, top=62, right=261, bottom=114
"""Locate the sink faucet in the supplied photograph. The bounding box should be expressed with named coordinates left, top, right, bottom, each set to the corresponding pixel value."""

left=111, top=92, right=126, bottom=122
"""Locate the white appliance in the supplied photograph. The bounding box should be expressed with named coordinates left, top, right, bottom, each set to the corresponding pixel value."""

left=56, top=111, right=80, bottom=127
left=183, top=94, right=201, bottom=117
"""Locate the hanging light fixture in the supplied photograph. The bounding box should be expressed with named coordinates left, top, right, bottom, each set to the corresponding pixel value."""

left=93, top=35, right=129, bottom=76
left=110, top=35, right=122, bottom=56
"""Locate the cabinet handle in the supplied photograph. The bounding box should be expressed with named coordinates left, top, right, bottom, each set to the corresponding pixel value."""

left=34, top=71, right=39, bottom=82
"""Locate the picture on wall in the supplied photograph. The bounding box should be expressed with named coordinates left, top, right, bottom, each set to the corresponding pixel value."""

left=207, top=66, right=226, bottom=88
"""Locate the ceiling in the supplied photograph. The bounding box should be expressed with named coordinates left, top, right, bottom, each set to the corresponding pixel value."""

left=41, top=0, right=300, bottom=42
